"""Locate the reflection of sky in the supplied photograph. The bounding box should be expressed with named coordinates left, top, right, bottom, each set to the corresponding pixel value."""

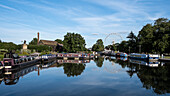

left=0, top=60, right=163, bottom=96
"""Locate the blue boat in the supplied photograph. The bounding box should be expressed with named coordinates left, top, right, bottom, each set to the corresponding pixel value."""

left=129, top=53, right=159, bottom=60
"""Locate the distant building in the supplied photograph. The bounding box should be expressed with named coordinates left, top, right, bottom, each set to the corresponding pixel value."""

left=22, top=40, right=27, bottom=50
left=21, top=40, right=31, bottom=53
left=37, top=32, right=63, bottom=52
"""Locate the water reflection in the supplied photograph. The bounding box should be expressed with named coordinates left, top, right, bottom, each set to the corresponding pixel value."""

left=63, top=63, right=86, bottom=77
left=115, top=57, right=170, bottom=95
left=0, top=57, right=170, bottom=95
left=3, top=65, right=39, bottom=85
left=94, top=56, right=104, bottom=67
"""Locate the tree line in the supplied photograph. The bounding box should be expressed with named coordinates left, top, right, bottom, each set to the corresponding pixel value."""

left=108, top=18, right=170, bottom=54
left=0, top=32, right=87, bottom=53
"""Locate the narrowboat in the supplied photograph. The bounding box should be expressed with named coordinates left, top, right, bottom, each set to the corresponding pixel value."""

left=41, top=54, right=56, bottom=63
left=3, top=52, right=41, bottom=71
left=129, top=53, right=159, bottom=60
left=116, top=52, right=128, bottom=57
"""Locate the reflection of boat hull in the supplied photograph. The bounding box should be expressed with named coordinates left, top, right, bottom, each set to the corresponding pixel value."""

left=56, top=53, right=93, bottom=59
left=130, top=59, right=159, bottom=67
left=57, top=59, right=90, bottom=64
left=42, top=57, right=56, bottom=63
left=42, top=60, right=56, bottom=68
left=3, top=65, right=38, bottom=85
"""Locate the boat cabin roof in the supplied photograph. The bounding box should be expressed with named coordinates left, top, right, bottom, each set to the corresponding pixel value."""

left=4, top=53, right=20, bottom=59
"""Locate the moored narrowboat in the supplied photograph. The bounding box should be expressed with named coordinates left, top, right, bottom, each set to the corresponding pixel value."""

left=3, top=52, right=41, bottom=71
left=116, top=52, right=128, bottom=57
left=41, top=54, right=56, bottom=62
left=129, top=53, right=159, bottom=61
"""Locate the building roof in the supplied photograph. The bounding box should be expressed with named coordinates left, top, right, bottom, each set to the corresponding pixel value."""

left=39, top=40, right=63, bottom=46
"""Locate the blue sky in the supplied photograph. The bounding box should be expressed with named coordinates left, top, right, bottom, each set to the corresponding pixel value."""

left=0, top=0, right=169, bottom=47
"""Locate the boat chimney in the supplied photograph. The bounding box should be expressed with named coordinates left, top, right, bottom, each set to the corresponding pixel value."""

left=37, top=32, right=39, bottom=45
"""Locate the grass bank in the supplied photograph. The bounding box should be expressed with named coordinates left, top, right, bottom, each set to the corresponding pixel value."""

left=0, top=54, right=3, bottom=61
left=164, top=56, right=170, bottom=59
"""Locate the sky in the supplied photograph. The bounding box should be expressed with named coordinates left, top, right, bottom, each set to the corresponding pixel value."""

left=0, top=0, right=169, bottom=48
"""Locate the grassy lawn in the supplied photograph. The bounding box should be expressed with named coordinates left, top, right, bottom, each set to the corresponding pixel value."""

left=164, top=56, right=170, bottom=59
left=0, top=54, right=4, bottom=61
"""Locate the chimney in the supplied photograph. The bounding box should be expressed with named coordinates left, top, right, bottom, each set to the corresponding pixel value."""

left=37, top=32, right=39, bottom=45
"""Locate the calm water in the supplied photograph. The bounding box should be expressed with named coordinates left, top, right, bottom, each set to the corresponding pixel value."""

left=0, top=57, right=170, bottom=96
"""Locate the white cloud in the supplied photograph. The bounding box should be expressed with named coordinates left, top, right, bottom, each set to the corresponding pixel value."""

left=0, top=4, right=18, bottom=11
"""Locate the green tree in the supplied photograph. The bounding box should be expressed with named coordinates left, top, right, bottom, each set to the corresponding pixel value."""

left=127, top=31, right=138, bottom=53
left=28, top=45, right=51, bottom=52
left=0, top=42, right=19, bottom=51
left=118, top=41, right=129, bottom=53
left=63, top=32, right=86, bottom=53
left=29, top=38, right=38, bottom=45
left=138, top=24, right=154, bottom=53
left=55, top=39, right=63, bottom=44
left=92, top=39, right=104, bottom=52
left=105, top=44, right=116, bottom=51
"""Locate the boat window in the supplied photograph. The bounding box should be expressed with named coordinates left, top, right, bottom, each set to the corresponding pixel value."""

left=13, top=54, right=20, bottom=59
left=4, top=54, right=10, bottom=58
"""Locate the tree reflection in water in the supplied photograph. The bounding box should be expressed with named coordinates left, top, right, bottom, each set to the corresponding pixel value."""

left=116, top=59, right=170, bottom=95
left=63, top=63, right=86, bottom=77
left=94, top=57, right=104, bottom=67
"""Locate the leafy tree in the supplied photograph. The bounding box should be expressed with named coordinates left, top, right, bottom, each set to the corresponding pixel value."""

left=105, top=44, right=116, bottom=51
left=118, top=41, right=129, bottom=53
left=0, top=42, right=19, bottom=51
left=127, top=31, right=137, bottom=53
left=63, top=32, right=86, bottom=53
left=92, top=39, right=104, bottom=51
left=138, top=24, right=154, bottom=53
left=28, top=45, right=51, bottom=52
left=55, top=39, right=63, bottom=44
left=29, top=38, right=38, bottom=45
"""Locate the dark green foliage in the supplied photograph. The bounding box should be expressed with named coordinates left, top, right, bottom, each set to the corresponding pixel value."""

left=28, top=45, right=51, bottom=52
left=92, top=39, right=104, bottom=52
left=55, top=39, right=63, bottom=44
left=105, top=44, right=116, bottom=51
left=94, top=57, right=104, bottom=67
left=127, top=31, right=138, bottom=53
left=0, top=41, right=20, bottom=51
left=63, top=32, right=86, bottom=53
left=29, top=38, right=38, bottom=45
left=118, top=18, right=170, bottom=54
left=118, top=41, right=129, bottom=53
